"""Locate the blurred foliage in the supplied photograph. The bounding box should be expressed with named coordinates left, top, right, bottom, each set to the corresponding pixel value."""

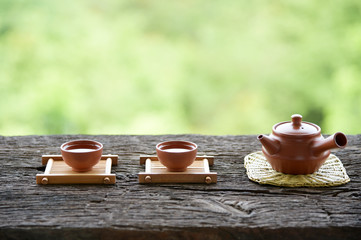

left=0, top=0, right=360, bottom=135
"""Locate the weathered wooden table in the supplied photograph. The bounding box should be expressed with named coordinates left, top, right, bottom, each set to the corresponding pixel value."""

left=0, top=135, right=360, bottom=239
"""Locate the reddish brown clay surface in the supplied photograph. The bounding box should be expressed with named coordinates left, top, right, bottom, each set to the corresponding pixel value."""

left=258, top=114, right=347, bottom=174
left=156, top=140, right=197, bottom=172
left=60, top=140, right=103, bottom=172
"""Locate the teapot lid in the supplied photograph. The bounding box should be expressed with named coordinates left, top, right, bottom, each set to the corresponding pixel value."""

left=273, top=114, right=320, bottom=136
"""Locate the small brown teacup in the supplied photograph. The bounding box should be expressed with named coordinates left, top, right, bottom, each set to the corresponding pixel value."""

left=156, top=140, right=197, bottom=172
left=61, top=140, right=103, bottom=172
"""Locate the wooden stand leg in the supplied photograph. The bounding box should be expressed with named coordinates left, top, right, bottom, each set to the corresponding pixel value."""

left=145, top=158, right=152, bottom=183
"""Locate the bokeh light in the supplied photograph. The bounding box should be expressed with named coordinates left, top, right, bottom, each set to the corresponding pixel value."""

left=1, top=0, right=360, bottom=135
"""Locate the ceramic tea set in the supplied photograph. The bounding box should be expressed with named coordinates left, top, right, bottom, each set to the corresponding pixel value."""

left=61, top=139, right=198, bottom=173
left=60, top=114, right=347, bottom=176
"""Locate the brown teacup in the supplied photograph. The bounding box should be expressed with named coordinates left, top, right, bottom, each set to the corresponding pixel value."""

left=156, top=140, right=197, bottom=172
left=61, top=140, right=103, bottom=172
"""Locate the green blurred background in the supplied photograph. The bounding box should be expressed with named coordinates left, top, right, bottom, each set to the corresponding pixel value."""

left=1, top=0, right=360, bottom=135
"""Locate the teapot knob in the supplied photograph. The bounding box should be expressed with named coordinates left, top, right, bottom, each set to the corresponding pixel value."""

left=291, top=114, right=302, bottom=128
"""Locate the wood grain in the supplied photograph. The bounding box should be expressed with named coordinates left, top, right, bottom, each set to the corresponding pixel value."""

left=0, top=135, right=360, bottom=239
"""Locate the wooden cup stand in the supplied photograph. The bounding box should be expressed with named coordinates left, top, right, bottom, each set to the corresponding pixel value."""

left=36, top=154, right=217, bottom=184
left=138, top=155, right=217, bottom=184
left=36, top=155, right=118, bottom=185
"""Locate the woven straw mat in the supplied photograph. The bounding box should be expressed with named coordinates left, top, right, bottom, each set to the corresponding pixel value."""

left=244, top=151, right=350, bottom=187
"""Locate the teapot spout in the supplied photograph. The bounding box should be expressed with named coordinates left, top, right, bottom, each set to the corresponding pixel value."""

left=258, top=134, right=280, bottom=155
left=312, top=132, right=347, bottom=156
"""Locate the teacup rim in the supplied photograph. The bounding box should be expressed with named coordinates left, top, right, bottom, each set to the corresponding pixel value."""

left=60, top=139, right=103, bottom=152
left=156, top=140, right=197, bottom=152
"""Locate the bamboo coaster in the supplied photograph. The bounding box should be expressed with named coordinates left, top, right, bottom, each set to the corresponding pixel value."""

left=36, top=155, right=118, bottom=185
left=138, top=155, right=217, bottom=184
left=244, top=151, right=350, bottom=187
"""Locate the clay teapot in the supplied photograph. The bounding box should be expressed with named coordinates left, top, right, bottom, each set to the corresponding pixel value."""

left=257, top=114, right=347, bottom=174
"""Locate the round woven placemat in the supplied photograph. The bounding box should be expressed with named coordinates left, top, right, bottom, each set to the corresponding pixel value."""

left=244, top=151, right=350, bottom=187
